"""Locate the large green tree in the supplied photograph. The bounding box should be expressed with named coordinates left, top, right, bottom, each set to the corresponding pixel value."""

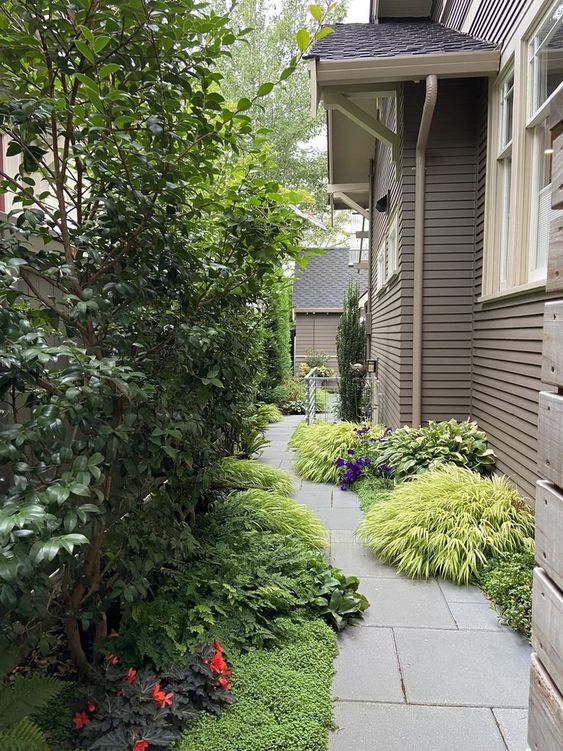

left=0, top=0, right=326, bottom=677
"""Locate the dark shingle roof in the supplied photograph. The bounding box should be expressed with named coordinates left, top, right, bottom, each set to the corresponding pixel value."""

left=309, top=20, right=498, bottom=60
left=292, top=248, right=369, bottom=310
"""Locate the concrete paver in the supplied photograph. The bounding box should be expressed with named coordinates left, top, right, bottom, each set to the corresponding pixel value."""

left=261, top=417, right=532, bottom=750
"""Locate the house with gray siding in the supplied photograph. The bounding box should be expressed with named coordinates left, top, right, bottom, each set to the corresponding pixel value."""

left=292, top=247, right=368, bottom=374
left=307, top=0, right=563, bottom=502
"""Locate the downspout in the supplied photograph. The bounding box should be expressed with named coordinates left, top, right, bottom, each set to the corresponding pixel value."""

left=412, top=75, right=438, bottom=427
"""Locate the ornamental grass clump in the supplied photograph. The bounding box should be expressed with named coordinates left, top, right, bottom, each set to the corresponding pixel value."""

left=293, top=421, right=382, bottom=484
left=216, top=458, right=294, bottom=496
left=255, top=403, right=283, bottom=427
left=223, top=490, right=328, bottom=550
left=357, top=466, right=534, bottom=584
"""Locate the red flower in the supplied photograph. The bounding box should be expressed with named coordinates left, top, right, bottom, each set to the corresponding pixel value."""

left=73, top=711, right=91, bottom=729
left=87, top=702, right=96, bottom=713
left=106, top=653, right=119, bottom=665
left=218, top=675, right=231, bottom=690
left=150, top=683, right=174, bottom=709
left=127, top=667, right=137, bottom=684
left=213, top=639, right=223, bottom=654
left=132, top=741, right=149, bottom=751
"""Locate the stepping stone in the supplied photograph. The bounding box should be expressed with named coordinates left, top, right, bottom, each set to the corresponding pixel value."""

left=331, top=530, right=356, bottom=543
left=394, top=628, right=531, bottom=707
left=313, top=507, right=363, bottom=530
left=449, top=602, right=508, bottom=631
left=330, top=703, right=507, bottom=751
left=438, top=579, right=489, bottom=604
left=332, top=488, right=361, bottom=509
left=332, top=627, right=403, bottom=702
left=330, top=543, right=400, bottom=578
left=492, top=707, right=529, bottom=751
left=357, top=578, right=457, bottom=629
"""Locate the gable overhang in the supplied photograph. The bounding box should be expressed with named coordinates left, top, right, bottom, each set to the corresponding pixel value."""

left=312, top=47, right=501, bottom=211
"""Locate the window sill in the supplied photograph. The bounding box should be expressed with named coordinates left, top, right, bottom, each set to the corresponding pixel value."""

left=478, top=279, right=546, bottom=303
left=375, top=270, right=399, bottom=299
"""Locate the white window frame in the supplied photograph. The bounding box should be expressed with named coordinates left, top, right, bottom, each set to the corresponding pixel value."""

left=386, top=213, right=398, bottom=279
left=375, top=239, right=385, bottom=291
left=498, top=68, right=514, bottom=291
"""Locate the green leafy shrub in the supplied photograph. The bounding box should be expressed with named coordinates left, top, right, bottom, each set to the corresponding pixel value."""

left=215, top=458, right=294, bottom=496
left=478, top=550, right=534, bottom=638
left=178, top=619, right=337, bottom=751
left=357, top=466, right=534, bottom=583
left=270, top=381, right=328, bottom=415
left=336, top=284, right=365, bottom=421
left=0, top=655, right=63, bottom=751
left=293, top=421, right=382, bottom=484
left=373, top=420, right=496, bottom=480
left=313, top=569, right=368, bottom=630
left=256, top=403, right=283, bottom=426
left=220, top=490, right=328, bottom=550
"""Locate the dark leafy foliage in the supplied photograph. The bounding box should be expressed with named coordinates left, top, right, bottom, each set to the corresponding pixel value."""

left=76, top=646, right=232, bottom=750
left=477, top=551, right=534, bottom=638
left=336, top=285, right=365, bottom=422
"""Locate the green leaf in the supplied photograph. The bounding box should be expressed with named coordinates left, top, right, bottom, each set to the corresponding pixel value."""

left=309, top=4, right=323, bottom=21
left=296, top=28, right=310, bottom=52
left=257, top=82, right=274, bottom=97
left=69, top=483, right=90, bottom=497
left=74, top=39, right=95, bottom=64
left=314, top=26, right=333, bottom=42
left=94, top=35, right=111, bottom=52
left=237, top=97, right=252, bottom=111
left=99, top=62, right=121, bottom=78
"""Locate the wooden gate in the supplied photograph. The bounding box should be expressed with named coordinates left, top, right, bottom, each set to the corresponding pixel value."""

left=527, top=90, right=563, bottom=750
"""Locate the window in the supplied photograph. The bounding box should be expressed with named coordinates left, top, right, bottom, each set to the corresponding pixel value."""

left=386, top=214, right=398, bottom=278
left=526, top=1, right=563, bottom=283
left=376, top=240, right=385, bottom=291
left=497, top=69, right=514, bottom=290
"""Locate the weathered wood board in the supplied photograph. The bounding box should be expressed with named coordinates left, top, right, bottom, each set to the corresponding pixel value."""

left=542, top=302, right=563, bottom=385
left=532, top=568, right=563, bottom=698
left=528, top=653, right=563, bottom=751
left=536, top=481, right=563, bottom=593
left=537, top=393, right=563, bottom=489
left=547, top=215, right=563, bottom=294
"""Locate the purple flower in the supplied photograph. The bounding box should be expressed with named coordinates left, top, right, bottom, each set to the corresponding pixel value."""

left=347, top=449, right=355, bottom=455
left=378, top=463, right=393, bottom=474
left=364, top=457, right=372, bottom=465
left=335, top=457, right=346, bottom=468
left=384, top=426, right=393, bottom=436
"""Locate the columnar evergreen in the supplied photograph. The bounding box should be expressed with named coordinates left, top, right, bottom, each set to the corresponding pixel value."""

left=336, top=284, right=365, bottom=421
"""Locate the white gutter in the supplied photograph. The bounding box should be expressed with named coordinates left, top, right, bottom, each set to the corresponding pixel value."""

left=412, top=74, right=437, bottom=428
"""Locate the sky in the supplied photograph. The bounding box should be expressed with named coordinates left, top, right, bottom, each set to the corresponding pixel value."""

left=345, top=0, right=369, bottom=22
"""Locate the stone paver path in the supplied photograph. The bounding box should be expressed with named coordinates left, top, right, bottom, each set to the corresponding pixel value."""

left=259, top=416, right=532, bottom=751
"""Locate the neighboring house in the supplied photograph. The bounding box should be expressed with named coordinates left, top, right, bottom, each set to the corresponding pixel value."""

left=307, top=0, right=563, bottom=501
left=292, top=247, right=368, bottom=374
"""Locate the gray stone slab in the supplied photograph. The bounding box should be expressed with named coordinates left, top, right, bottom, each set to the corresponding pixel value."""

left=449, top=602, right=508, bottom=631
left=357, top=577, right=457, bottom=629
left=330, top=543, right=401, bottom=578
left=332, top=627, right=404, bottom=702
left=292, top=486, right=333, bottom=505
left=395, top=628, right=532, bottom=707
left=438, top=579, right=489, bottom=604
left=331, top=488, right=361, bottom=509
left=331, top=530, right=356, bottom=543
left=330, top=702, right=507, bottom=751
left=312, top=507, right=363, bottom=530
left=493, top=708, right=529, bottom=751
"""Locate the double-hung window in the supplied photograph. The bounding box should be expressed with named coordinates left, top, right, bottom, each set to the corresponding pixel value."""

left=526, top=1, right=563, bottom=282
left=497, top=70, right=514, bottom=290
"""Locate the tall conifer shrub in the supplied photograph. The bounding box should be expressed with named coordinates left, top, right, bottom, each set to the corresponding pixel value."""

left=336, top=284, right=365, bottom=421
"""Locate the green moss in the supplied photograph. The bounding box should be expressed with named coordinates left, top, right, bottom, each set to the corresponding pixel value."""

left=477, top=550, right=534, bottom=638
left=354, top=476, right=394, bottom=513
left=177, top=620, right=337, bottom=751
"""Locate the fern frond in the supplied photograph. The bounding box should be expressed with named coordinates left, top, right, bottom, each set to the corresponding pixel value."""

left=0, top=674, right=63, bottom=730
left=0, top=717, right=50, bottom=751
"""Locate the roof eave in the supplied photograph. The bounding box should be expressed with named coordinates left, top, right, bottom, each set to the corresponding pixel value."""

left=315, top=48, right=501, bottom=86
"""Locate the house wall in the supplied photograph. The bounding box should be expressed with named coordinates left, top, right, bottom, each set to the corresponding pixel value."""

left=293, top=312, right=340, bottom=374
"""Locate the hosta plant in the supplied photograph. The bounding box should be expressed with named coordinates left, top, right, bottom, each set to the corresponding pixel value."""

left=215, top=458, right=294, bottom=496
left=219, top=490, right=328, bottom=550
left=75, top=647, right=232, bottom=750
left=293, top=421, right=381, bottom=484
left=357, top=466, right=534, bottom=584
left=372, top=420, right=496, bottom=480
left=312, top=569, right=369, bottom=630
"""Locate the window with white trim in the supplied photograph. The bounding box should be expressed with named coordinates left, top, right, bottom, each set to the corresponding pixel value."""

left=386, top=213, right=398, bottom=278
left=497, top=69, right=514, bottom=290
left=376, top=240, right=385, bottom=291
left=526, top=1, right=563, bottom=283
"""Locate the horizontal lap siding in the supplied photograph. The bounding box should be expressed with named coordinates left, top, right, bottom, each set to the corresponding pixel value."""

left=404, top=80, right=479, bottom=424
left=436, top=0, right=532, bottom=48
left=370, top=89, right=412, bottom=427
left=470, top=84, right=554, bottom=503
left=294, top=313, right=340, bottom=373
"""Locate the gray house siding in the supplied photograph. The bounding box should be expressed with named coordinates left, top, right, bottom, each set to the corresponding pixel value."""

left=294, top=312, right=340, bottom=373
left=435, top=0, right=533, bottom=46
